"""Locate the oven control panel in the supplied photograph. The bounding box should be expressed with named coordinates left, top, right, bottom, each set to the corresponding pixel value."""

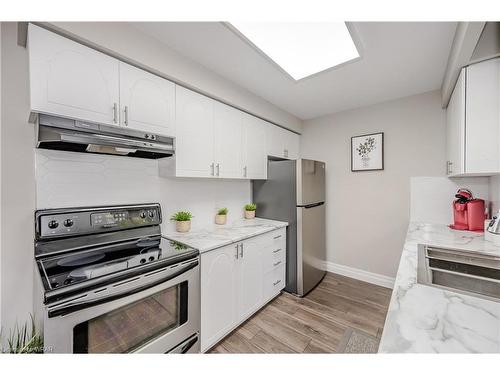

left=37, top=204, right=162, bottom=239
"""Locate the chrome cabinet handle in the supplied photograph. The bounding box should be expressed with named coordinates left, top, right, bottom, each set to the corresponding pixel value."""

left=446, top=161, right=453, bottom=174
left=113, top=103, right=118, bottom=124
left=235, top=244, right=239, bottom=259
left=243, top=166, right=247, bottom=178
left=273, top=261, right=282, bottom=267
left=124, top=105, right=129, bottom=126
left=216, top=163, right=220, bottom=176
left=239, top=243, right=243, bottom=258
left=273, top=279, right=281, bottom=286
left=273, top=248, right=282, bottom=254
left=210, top=163, right=215, bottom=176
left=273, top=235, right=282, bottom=239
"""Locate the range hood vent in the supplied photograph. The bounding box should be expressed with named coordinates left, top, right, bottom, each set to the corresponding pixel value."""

left=36, top=115, right=175, bottom=159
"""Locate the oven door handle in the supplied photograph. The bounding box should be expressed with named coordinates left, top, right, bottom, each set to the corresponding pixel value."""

left=48, top=259, right=198, bottom=318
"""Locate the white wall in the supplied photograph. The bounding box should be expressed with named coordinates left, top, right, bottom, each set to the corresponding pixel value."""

left=301, top=90, right=446, bottom=278
left=410, top=176, right=490, bottom=224
left=36, top=150, right=251, bottom=232
left=42, top=22, right=302, bottom=133
left=0, top=22, right=36, bottom=332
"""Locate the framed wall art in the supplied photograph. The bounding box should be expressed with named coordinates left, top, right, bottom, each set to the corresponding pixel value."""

left=351, top=132, right=384, bottom=172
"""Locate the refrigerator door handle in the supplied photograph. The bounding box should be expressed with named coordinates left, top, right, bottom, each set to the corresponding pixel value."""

left=298, top=202, right=325, bottom=209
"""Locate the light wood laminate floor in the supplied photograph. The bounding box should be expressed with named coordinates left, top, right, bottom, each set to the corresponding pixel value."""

left=209, top=272, right=392, bottom=353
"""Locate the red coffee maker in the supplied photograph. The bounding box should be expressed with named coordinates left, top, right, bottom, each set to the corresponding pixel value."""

left=449, top=189, right=486, bottom=232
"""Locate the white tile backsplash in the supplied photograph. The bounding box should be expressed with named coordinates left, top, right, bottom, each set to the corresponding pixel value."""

left=410, top=176, right=490, bottom=224
left=489, top=175, right=500, bottom=215
left=35, top=149, right=251, bottom=232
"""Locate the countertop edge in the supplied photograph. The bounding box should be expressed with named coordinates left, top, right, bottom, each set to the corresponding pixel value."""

left=162, top=219, right=288, bottom=253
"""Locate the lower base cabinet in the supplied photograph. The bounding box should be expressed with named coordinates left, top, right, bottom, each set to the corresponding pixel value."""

left=200, top=228, right=286, bottom=352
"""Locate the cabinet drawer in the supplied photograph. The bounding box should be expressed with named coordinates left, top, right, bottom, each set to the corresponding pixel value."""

left=263, top=264, right=285, bottom=301
left=263, top=246, right=285, bottom=273
left=257, top=228, right=286, bottom=247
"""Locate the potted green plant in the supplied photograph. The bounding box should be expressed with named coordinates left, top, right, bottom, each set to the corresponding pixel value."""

left=215, top=207, right=228, bottom=225
left=244, top=203, right=257, bottom=219
left=0, top=314, right=44, bottom=353
left=170, top=211, right=193, bottom=233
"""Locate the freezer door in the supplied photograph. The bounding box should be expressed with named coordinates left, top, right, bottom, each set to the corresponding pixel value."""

left=297, top=159, right=325, bottom=205
left=297, top=202, right=326, bottom=296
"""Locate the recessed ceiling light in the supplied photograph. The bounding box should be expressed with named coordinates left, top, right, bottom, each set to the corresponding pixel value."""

left=229, top=22, right=360, bottom=81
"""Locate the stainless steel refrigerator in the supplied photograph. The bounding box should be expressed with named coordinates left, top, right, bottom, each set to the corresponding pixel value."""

left=253, top=159, right=326, bottom=296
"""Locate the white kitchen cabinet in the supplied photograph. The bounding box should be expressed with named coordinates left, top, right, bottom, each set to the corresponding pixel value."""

left=446, top=69, right=466, bottom=176
left=465, top=58, right=500, bottom=174
left=200, top=228, right=286, bottom=352
left=446, top=58, right=500, bottom=176
left=238, top=240, right=264, bottom=319
left=28, top=24, right=120, bottom=126
left=242, top=114, right=268, bottom=179
left=201, top=243, right=239, bottom=352
left=267, top=124, right=300, bottom=160
left=214, top=102, right=244, bottom=178
left=119, top=62, right=176, bottom=137
left=174, top=86, right=215, bottom=178
left=284, top=130, right=300, bottom=160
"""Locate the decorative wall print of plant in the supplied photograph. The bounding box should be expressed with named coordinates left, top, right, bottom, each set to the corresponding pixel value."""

left=356, top=137, right=377, bottom=157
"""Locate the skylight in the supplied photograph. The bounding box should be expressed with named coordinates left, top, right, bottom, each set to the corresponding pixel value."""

left=230, top=22, right=360, bottom=81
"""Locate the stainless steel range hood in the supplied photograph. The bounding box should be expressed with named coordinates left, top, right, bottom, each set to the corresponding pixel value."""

left=36, top=114, right=175, bottom=159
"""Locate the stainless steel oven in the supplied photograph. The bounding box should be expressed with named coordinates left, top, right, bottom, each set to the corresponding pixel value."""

left=35, top=204, right=200, bottom=353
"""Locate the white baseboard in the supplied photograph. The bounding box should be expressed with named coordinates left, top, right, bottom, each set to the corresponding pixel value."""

left=324, top=261, right=395, bottom=289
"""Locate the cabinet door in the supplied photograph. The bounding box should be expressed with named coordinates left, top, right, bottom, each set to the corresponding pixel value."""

left=28, top=24, right=120, bottom=126
left=446, top=69, right=466, bottom=176
left=175, top=86, right=215, bottom=177
left=466, top=58, right=500, bottom=174
left=238, top=239, right=264, bottom=320
left=242, top=115, right=268, bottom=179
left=214, top=102, right=244, bottom=178
left=266, top=124, right=285, bottom=158
left=201, top=244, right=239, bottom=352
left=284, top=131, right=300, bottom=160
left=119, top=62, right=175, bottom=137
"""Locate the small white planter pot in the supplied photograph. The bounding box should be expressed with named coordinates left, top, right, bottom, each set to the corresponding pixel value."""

left=175, top=220, right=191, bottom=233
left=215, top=214, right=227, bottom=225
left=244, top=210, right=256, bottom=219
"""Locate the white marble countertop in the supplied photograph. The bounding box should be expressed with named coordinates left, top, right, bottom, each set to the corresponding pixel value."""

left=162, top=217, right=288, bottom=253
left=379, top=223, right=500, bottom=353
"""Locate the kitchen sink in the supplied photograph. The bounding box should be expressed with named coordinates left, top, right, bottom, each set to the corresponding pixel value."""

left=417, top=245, right=500, bottom=302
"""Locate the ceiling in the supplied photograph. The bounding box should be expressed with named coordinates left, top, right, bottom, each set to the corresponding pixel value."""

left=132, top=22, right=457, bottom=120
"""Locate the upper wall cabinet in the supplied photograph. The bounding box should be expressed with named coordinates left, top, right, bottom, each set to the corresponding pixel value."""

left=446, top=58, right=500, bottom=176
left=267, top=124, right=300, bottom=160
left=242, top=114, right=268, bottom=179
left=214, top=102, right=244, bottom=178
left=174, top=86, right=215, bottom=178
left=119, top=62, right=175, bottom=136
left=28, top=24, right=120, bottom=126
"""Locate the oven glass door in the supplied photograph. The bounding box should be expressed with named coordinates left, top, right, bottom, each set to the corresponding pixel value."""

left=73, top=281, right=188, bottom=353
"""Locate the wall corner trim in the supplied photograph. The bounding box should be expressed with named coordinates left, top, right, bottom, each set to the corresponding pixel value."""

left=324, top=261, right=395, bottom=289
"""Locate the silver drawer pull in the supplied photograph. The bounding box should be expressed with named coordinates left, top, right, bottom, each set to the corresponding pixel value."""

left=273, top=261, right=282, bottom=267
left=273, top=279, right=281, bottom=286
left=273, top=235, right=282, bottom=239
left=273, top=248, right=282, bottom=254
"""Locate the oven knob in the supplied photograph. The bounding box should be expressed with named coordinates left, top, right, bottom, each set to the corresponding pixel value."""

left=144, top=134, right=149, bottom=139
left=148, top=210, right=155, bottom=218
left=64, top=219, right=74, bottom=227
left=48, top=220, right=59, bottom=229
left=148, top=256, right=155, bottom=262
left=140, top=258, right=146, bottom=264
left=63, top=278, right=73, bottom=285
left=140, top=211, right=146, bottom=219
